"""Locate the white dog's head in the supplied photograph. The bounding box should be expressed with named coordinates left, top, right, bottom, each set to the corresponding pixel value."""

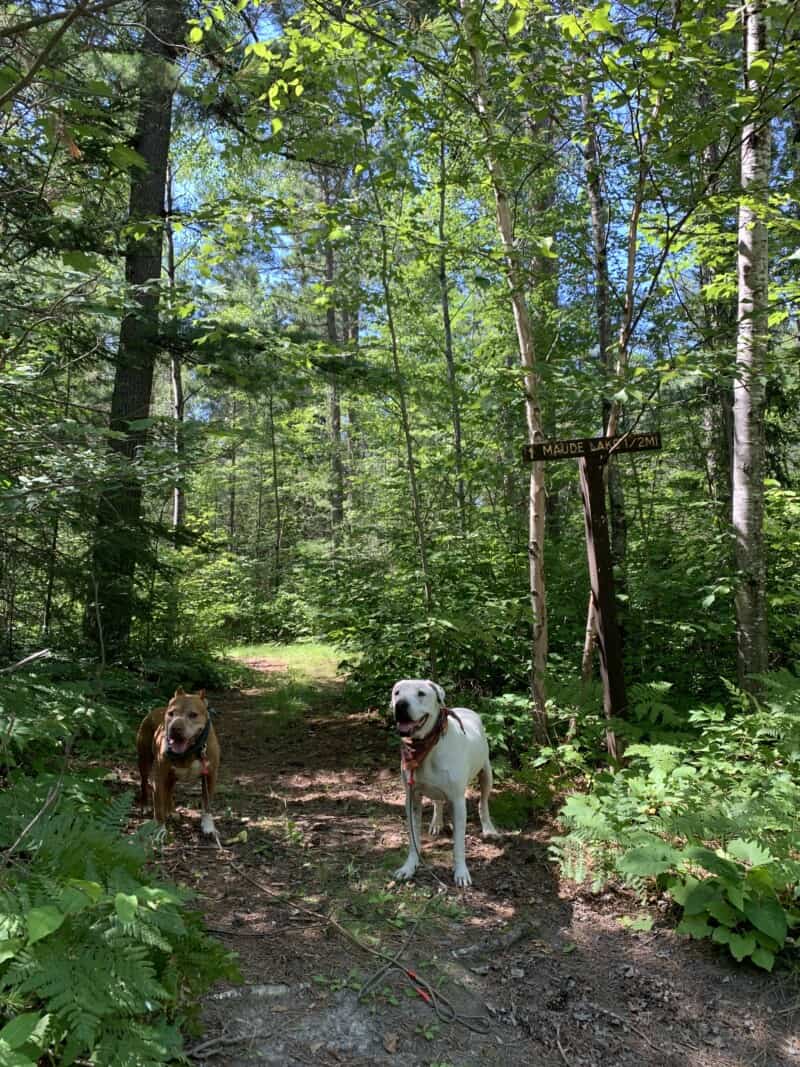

left=391, top=679, right=446, bottom=738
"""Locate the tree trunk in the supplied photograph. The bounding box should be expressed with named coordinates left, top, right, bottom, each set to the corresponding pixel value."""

left=355, top=69, right=437, bottom=676
left=268, top=391, right=283, bottom=592
left=228, top=400, right=237, bottom=547
left=437, top=132, right=467, bottom=534
left=733, top=0, right=770, bottom=687
left=377, top=234, right=437, bottom=675
left=461, top=0, right=548, bottom=740
left=166, top=161, right=185, bottom=536
left=86, top=0, right=181, bottom=655
left=324, top=235, right=345, bottom=538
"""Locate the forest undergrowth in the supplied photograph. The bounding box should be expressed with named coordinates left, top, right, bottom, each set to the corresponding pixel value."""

left=1, top=646, right=799, bottom=1064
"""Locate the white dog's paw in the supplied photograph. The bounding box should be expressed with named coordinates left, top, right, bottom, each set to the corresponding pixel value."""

left=453, top=864, right=472, bottom=888
left=429, top=815, right=444, bottom=836
left=393, top=861, right=418, bottom=882
left=200, top=813, right=222, bottom=849
left=481, top=822, right=501, bottom=839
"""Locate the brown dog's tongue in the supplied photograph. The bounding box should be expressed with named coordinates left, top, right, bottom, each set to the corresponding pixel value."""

left=169, top=737, right=189, bottom=754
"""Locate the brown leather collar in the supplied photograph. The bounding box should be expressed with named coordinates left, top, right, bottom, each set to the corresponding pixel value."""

left=401, top=706, right=466, bottom=779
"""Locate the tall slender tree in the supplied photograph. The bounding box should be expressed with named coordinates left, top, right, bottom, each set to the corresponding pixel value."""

left=733, top=0, right=770, bottom=686
left=460, top=0, right=548, bottom=739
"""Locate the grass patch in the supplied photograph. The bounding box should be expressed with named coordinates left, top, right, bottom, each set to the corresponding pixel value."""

left=226, top=641, right=342, bottom=681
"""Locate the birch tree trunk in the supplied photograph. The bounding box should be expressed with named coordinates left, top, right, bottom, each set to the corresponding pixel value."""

left=165, top=162, right=185, bottom=536
left=733, top=0, right=770, bottom=687
left=461, top=0, right=548, bottom=739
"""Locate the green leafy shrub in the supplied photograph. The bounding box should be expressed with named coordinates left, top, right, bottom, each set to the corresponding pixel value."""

left=551, top=670, right=800, bottom=970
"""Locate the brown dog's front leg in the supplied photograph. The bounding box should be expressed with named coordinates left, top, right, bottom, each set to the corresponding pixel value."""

left=137, top=759, right=151, bottom=809
left=200, top=767, right=218, bottom=839
left=153, top=770, right=175, bottom=823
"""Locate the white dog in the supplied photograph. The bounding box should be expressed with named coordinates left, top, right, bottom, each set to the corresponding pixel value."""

left=391, top=679, right=498, bottom=887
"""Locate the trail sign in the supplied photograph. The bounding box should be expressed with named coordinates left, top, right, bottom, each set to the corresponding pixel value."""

left=525, top=432, right=662, bottom=759
left=523, top=431, right=661, bottom=463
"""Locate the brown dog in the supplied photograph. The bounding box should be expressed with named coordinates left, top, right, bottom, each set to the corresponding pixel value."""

left=137, top=688, right=220, bottom=838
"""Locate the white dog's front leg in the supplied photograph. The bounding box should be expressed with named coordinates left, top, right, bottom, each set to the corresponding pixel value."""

left=394, top=791, right=422, bottom=882
left=450, top=794, right=471, bottom=887
left=429, top=800, right=444, bottom=836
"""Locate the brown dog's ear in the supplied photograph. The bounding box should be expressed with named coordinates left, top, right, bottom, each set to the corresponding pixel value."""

left=174, top=687, right=185, bottom=697
left=198, top=688, right=206, bottom=701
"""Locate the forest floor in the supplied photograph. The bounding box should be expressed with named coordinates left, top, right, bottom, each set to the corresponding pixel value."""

left=142, top=646, right=799, bottom=1067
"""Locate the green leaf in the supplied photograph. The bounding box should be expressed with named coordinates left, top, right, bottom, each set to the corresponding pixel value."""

left=682, top=880, right=717, bottom=916
left=750, top=946, right=775, bottom=972
left=589, top=4, right=614, bottom=32
left=745, top=866, right=776, bottom=894
left=109, top=144, right=148, bottom=171
left=743, top=898, right=787, bottom=945
left=727, top=839, right=773, bottom=866
left=706, top=897, right=740, bottom=927
left=618, top=842, right=681, bottom=878
left=189, top=26, right=204, bottom=43
left=0, top=1043, right=37, bottom=1067
left=618, top=914, right=654, bottom=932
left=26, top=906, right=65, bottom=945
left=61, top=251, right=98, bottom=273
left=115, top=892, right=139, bottom=923
left=727, top=932, right=756, bottom=961
left=60, top=886, right=94, bottom=915
left=67, top=879, right=103, bottom=903
left=0, top=939, right=21, bottom=964
left=748, top=57, right=770, bottom=82
left=677, top=914, right=712, bottom=939
left=684, top=846, right=742, bottom=885
left=508, top=7, right=525, bottom=35
left=0, top=1013, right=45, bottom=1051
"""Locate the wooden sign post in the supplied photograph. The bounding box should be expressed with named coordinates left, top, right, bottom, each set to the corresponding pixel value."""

left=524, top=432, right=662, bottom=758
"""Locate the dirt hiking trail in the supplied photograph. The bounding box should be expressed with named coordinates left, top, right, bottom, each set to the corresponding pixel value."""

left=151, top=652, right=798, bottom=1066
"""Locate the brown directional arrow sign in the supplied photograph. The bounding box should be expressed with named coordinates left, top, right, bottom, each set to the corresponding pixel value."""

left=525, top=431, right=662, bottom=760
left=523, top=431, right=661, bottom=463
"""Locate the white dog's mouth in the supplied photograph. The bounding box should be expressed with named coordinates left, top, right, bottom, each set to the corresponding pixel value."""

left=396, top=713, right=428, bottom=737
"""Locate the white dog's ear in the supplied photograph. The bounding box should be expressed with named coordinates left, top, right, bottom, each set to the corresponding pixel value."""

left=429, top=681, right=446, bottom=705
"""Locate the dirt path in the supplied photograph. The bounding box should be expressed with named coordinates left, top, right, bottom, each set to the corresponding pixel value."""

left=157, top=660, right=798, bottom=1066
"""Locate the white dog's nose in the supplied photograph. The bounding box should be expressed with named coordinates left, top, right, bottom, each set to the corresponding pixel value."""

left=394, top=698, right=410, bottom=718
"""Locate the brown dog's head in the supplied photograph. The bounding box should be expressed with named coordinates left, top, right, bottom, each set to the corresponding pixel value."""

left=164, top=688, right=208, bottom=756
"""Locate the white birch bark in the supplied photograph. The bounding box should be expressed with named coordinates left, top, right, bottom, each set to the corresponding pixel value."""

left=461, top=0, right=548, bottom=737
left=733, top=0, right=770, bottom=686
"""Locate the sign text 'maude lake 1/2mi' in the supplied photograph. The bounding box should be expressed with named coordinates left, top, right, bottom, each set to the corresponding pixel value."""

left=523, top=431, right=662, bottom=462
